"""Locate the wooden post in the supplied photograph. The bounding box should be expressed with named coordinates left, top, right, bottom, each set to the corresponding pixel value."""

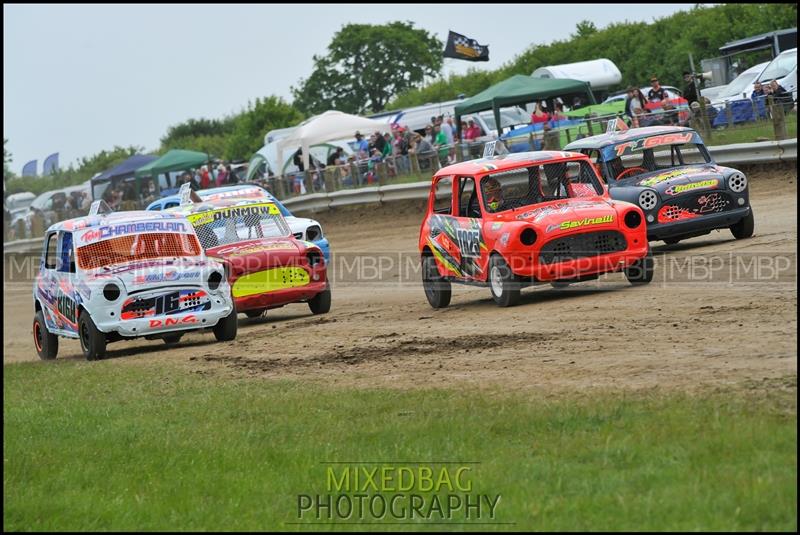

left=410, top=153, right=420, bottom=174
left=585, top=116, right=594, bottom=137
left=725, top=101, right=733, bottom=128
left=377, top=161, right=387, bottom=185
left=769, top=95, right=787, bottom=140
left=454, top=141, right=462, bottom=162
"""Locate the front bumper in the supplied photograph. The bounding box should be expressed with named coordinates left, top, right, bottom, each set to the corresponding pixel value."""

left=95, top=302, right=233, bottom=337
left=235, top=279, right=328, bottom=311
left=646, top=206, right=750, bottom=241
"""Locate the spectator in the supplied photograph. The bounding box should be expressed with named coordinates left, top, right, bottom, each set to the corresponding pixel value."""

left=393, top=128, right=410, bottom=173
left=293, top=149, right=306, bottom=172
left=530, top=102, right=550, bottom=124
left=200, top=165, right=211, bottom=189
left=551, top=100, right=567, bottom=121
left=327, top=147, right=345, bottom=167
left=682, top=71, right=699, bottom=105
left=625, top=86, right=648, bottom=127
left=381, top=132, right=393, bottom=159
left=769, top=80, right=792, bottom=110
left=751, top=81, right=766, bottom=99
left=441, top=117, right=455, bottom=144
left=411, top=133, right=435, bottom=171
left=465, top=119, right=481, bottom=141
left=354, top=131, right=369, bottom=156
left=192, top=168, right=202, bottom=188
left=433, top=125, right=449, bottom=166
left=227, top=164, right=238, bottom=185
left=647, top=76, right=669, bottom=103
left=373, top=131, right=387, bottom=155
left=215, top=165, right=228, bottom=187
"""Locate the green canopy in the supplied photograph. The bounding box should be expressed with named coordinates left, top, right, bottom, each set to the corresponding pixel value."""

left=454, top=75, right=596, bottom=137
left=134, top=149, right=211, bottom=178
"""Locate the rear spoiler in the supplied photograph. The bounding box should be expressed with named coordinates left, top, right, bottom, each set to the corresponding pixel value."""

left=179, top=183, right=203, bottom=205
left=89, top=199, right=112, bottom=215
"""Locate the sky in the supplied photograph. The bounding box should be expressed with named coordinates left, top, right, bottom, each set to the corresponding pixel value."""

left=4, top=3, right=698, bottom=173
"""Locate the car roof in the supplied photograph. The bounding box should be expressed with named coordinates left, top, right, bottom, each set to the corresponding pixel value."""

left=47, top=210, right=187, bottom=233
left=433, top=150, right=587, bottom=178
left=564, top=126, right=696, bottom=150
left=166, top=196, right=280, bottom=216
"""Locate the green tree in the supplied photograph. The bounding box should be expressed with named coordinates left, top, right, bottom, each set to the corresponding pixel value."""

left=224, top=96, right=304, bottom=161
left=160, top=117, right=236, bottom=158
left=573, top=20, right=597, bottom=39
left=292, top=21, right=443, bottom=115
left=4, top=138, right=14, bottom=183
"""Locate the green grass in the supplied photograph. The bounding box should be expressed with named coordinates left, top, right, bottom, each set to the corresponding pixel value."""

left=3, top=361, right=797, bottom=531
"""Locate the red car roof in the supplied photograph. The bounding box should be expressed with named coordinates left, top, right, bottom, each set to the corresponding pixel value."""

left=433, top=150, right=588, bottom=179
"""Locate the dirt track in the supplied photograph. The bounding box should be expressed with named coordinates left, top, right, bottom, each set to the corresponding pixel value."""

left=4, top=165, right=797, bottom=392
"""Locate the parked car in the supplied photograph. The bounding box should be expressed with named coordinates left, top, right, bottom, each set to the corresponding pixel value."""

left=32, top=204, right=236, bottom=360
left=167, top=187, right=330, bottom=319
left=419, top=144, right=652, bottom=308
left=565, top=125, right=754, bottom=245
left=756, top=48, right=797, bottom=97
left=146, top=184, right=330, bottom=262
left=710, top=61, right=770, bottom=110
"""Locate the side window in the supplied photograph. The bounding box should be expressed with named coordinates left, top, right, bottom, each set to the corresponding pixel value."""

left=457, top=177, right=479, bottom=218
left=58, top=232, right=76, bottom=273
left=432, top=176, right=453, bottom=214
left=43, top=232, right=57, bottom=270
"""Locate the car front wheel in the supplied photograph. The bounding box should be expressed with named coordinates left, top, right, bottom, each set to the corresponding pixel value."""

left=730, top=209, right=754, bottom=239
left=625, top=248, right=654, bottom=285
left=308, top=284, right=332, bottom=315
left=422, top=255, right=451, bottom=309
left=489, top=256, right=521, bottom=307
left=78, top=312, right=107, bottom=361
left=213, top=306, right=238, bottom=342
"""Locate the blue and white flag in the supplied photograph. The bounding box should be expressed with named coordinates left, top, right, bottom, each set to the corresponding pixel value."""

left=42, top=153, right=59, bottom=175
left=21, top=160, right=37, bottom=177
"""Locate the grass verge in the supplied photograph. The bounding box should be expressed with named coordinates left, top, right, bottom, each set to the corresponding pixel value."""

left=3, top=360, right=796, bottom=531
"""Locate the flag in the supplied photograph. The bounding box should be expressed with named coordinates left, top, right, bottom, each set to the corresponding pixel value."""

left=443, top=31, right=489, bottom=62
left=42, top=153, right=59, bottom=175
left=21, top=160, right=37, bottom=177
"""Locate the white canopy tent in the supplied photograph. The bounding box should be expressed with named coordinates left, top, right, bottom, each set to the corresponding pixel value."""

left=276, top=110, right=392, bottom=172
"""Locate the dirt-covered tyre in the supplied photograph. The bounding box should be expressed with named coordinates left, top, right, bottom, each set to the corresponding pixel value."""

left=730, top=209, right=754, bottom=240
left=78, top=312, right=107, bottom=361
left=664, top=238, right=680, bottom=245
left=422, top=255, right=451, bottom=309
left=625, top=248, right=654, bottom=285
left=244, top=308, right=266, bottom=319
left=213, top=306, right=238, bottom=342
left=308, top=284, right=332, bottom=315
left=489, top=255, right=522, bottom=307
left=33, top=310, right=58, bottom=360
left=162, top=333, right=183, bottom=346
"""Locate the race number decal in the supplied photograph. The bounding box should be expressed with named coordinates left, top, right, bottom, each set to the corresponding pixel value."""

left=456, top=228, right=481, bottom=259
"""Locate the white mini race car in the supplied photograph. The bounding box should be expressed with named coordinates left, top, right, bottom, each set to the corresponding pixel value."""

left=32, top=202, right=237, bottom=360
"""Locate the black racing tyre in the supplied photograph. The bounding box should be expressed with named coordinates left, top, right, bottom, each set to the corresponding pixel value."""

left=33, top=310, right=58, bottom=360
left=422, top=255, right=451, bottom=309
left=162, top=333, right=183, bottom=346
left=625, top=248, right=654, bottom=285
left=308, top=284, right=332, bottom=315
left=213, top=306, right=238, bottom=342
left=489, top=255, right=522, bottom=307
left=730, top=209, right=754, bottom=240
left=78, top=312, right=107, bottom=361
left=664, top=238, right=680, bottom=245
left=244, top=308, right=266, bottom=319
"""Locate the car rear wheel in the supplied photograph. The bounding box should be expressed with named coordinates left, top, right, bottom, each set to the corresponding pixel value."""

left=244, top=308, right=266, bottom=319
left=213, top=306, right=238, bottom=342
left=78, top=312, right=106, bottom=361
left=422, top=255, right=451, bottom=309
left=308, top=284, right=332, bottom=315
left=489, top=256, right=521, bottom=307
left=730, top=209, right=754, bottom=239
left=625, top=248, right=654, bottom=285
left=33, top=310, right=58, bottom=360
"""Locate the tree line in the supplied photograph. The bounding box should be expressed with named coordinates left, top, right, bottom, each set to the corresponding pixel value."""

left=5, top=3, right=796, bottom=196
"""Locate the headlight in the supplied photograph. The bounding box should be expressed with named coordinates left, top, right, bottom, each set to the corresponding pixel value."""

left=103, top=283, right=120, bottom=301
left=728, top=173, right=747, bottom=193
left=307, top=250, right=324, bottom=267
left=638, top=190, right=658, bottom=211
left=624, top=210, right=642, bottom=229
left=208, top=271, right=223, bottom=291
left=306, top=225, right=322, bottom=242
left=520, top=227, right=537, bottom=246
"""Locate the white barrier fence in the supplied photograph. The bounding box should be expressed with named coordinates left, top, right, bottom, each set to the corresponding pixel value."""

left=282, top=139, right=798, bottom=214
left=4, top=138, right=797, bottom=253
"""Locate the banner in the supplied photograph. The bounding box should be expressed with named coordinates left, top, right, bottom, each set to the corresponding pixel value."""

left=443, top=31, right=489, bottom=62
left=21, top=160, right=37, bottom=177
left=42, top=153, right=59, bottom=175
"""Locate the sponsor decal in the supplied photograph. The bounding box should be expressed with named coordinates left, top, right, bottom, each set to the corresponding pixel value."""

left=133, top=270, right=201, bottom=284
left=121, top=289, right=210, bottom=320
left=203, top=187, right=267, bottom=201
left=232, top=267, right=310, bottom=298
left=547, top=215, right=614, bottom=233
left=187, top=203, right=280, bottom=226
left=149, top=315, right=197, bottom=328
left=215, top=241, right=295, bottom=257
left=614, top=132, right=695, bottom=157
left=516, top=201, right=599, bottom=222
left=80, top=221, right=187, bottom=243
left=638, top=167, right=707, bottom=187
left=56, top=291, right=77, bottom=324
left=665, top=179, right=718, bottom=196
left=490, top=222, right=504, bottom=231
left=499, top=232, right=510, bottom=246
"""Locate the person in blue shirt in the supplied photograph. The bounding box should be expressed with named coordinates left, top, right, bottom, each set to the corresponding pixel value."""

left=354, top=131, right=369, bottom=157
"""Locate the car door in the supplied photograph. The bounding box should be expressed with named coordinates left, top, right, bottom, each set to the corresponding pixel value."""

left=36, top=231, right=65, bottom=333
left=425, top=175, right=463, bottom=279
left=54, top=231, right=79, bottom=335
left=451, top=175, right=488, bottom=280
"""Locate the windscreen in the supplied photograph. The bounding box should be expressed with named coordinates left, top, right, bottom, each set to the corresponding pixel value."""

left=186, top=202, right=291, bottom=249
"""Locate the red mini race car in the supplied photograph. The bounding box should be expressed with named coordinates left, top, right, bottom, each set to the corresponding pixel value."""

left=169, top=193, right=330, bottom=318
left=419, top=147, right=653, bottom=308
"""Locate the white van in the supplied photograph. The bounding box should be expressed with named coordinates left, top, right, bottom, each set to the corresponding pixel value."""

left=757, top=48, right=797, bottom=97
